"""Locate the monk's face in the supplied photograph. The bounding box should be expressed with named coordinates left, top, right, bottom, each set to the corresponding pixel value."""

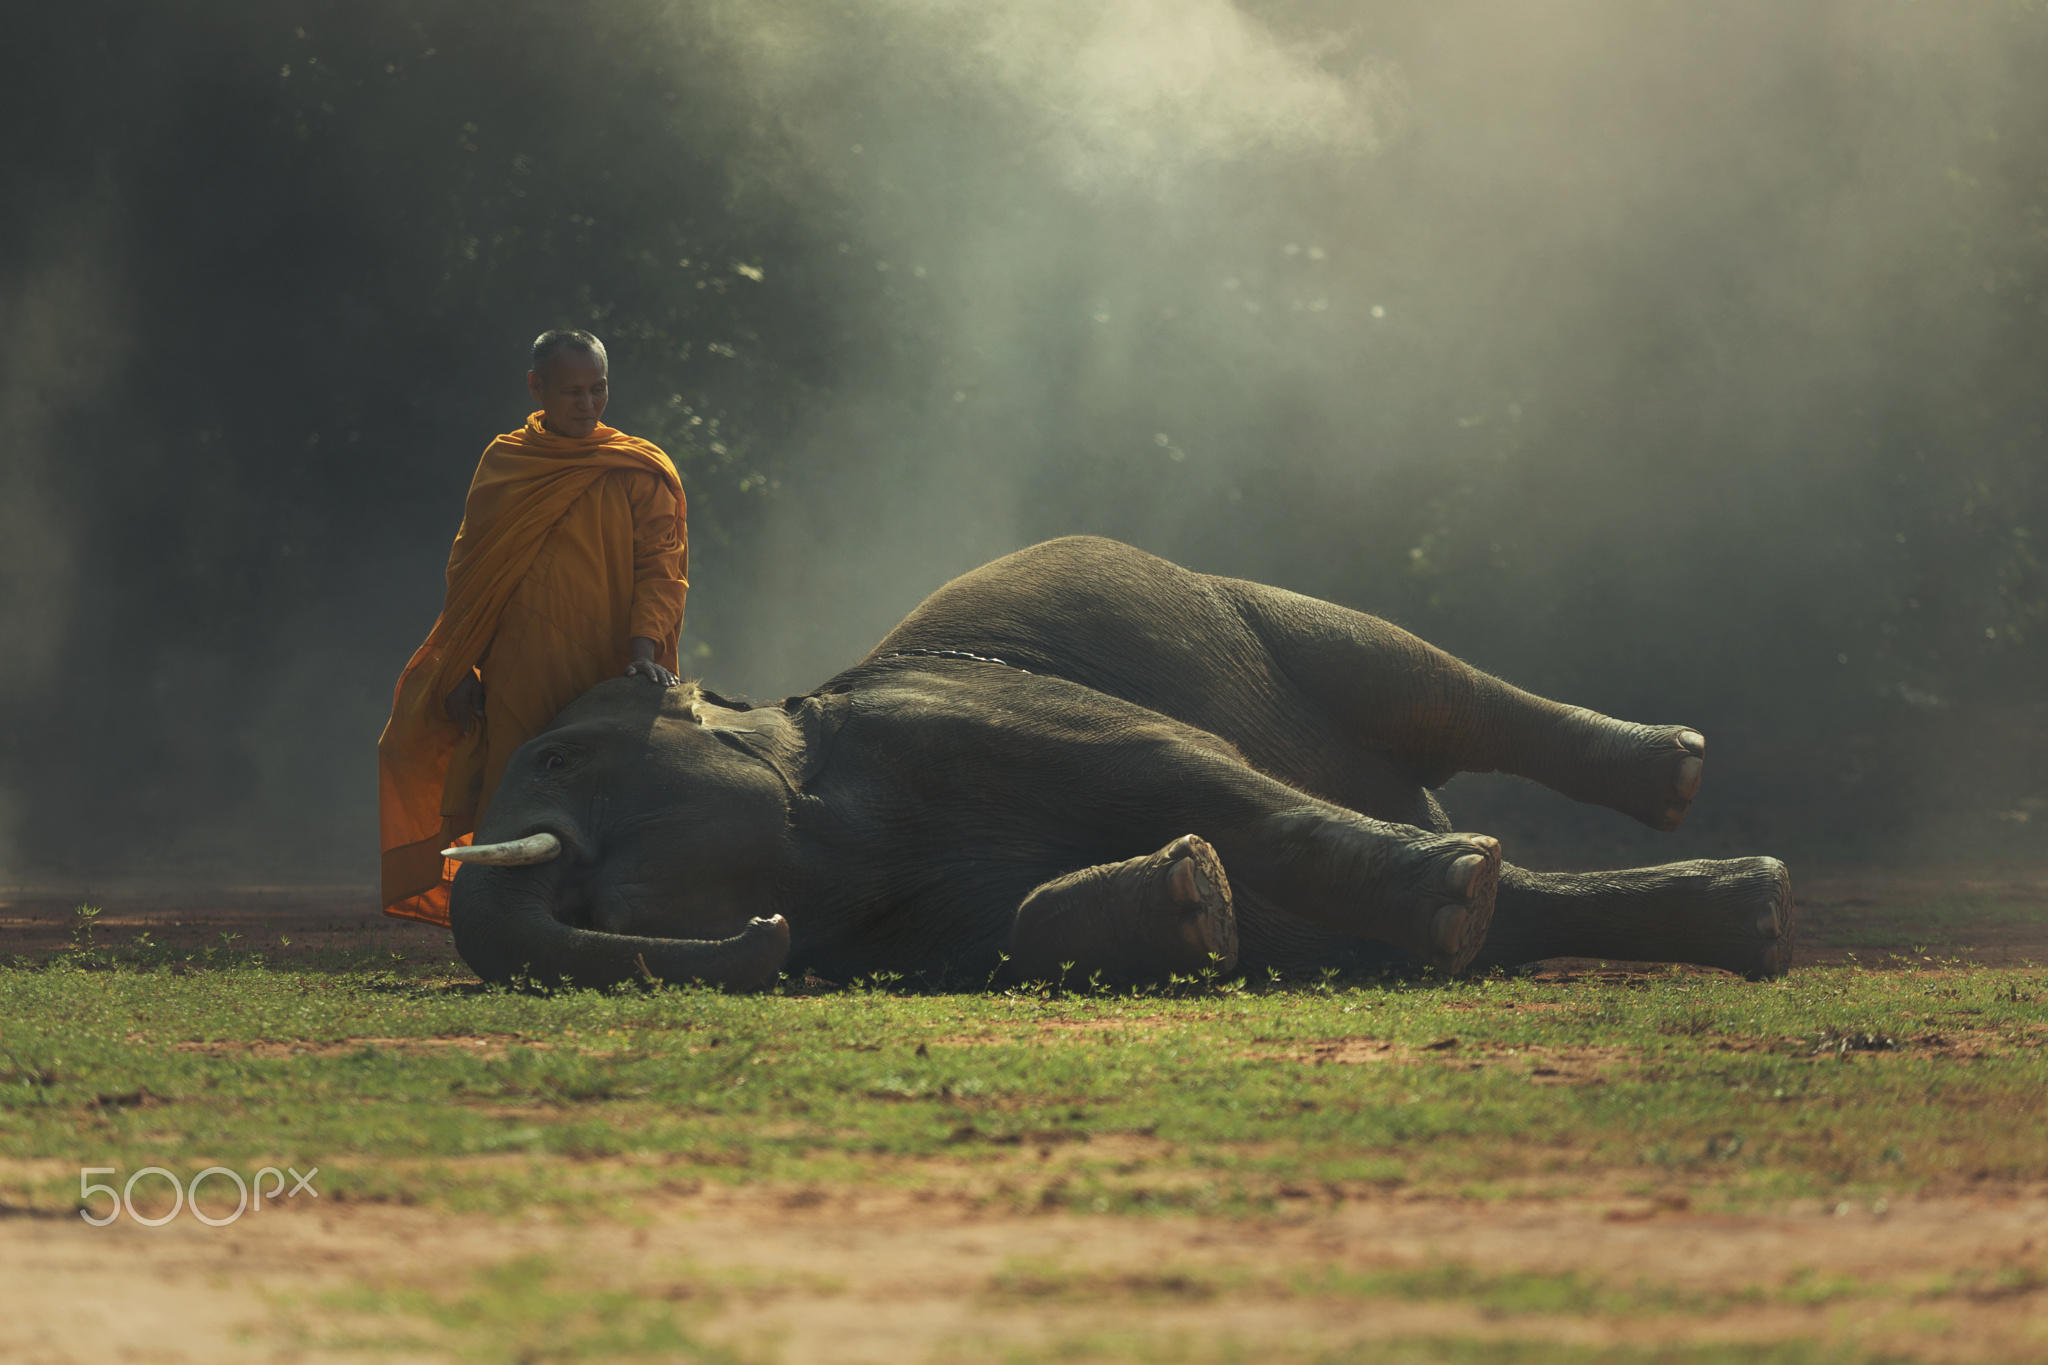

left=528, top=350, right=609, bottom=439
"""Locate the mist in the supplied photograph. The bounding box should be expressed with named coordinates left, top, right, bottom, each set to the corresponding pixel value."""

left=1, top=0, right=2041, bottom=885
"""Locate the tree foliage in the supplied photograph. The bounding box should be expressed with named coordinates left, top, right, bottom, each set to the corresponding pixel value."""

left=1, top=1, right=2042, bottom=873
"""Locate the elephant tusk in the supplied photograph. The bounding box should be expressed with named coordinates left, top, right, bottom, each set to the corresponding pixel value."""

left=443, top=833, right=562, bottom=865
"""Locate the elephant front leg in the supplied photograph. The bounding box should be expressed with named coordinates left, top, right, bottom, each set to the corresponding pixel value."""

left=921, top=684, right=1504, bottom=976
left=1094, top=740, right=1503, bottom=973
left=1466, top=858, right=1794, bottom=979
left=1004, top=836, right=1238, bottom=986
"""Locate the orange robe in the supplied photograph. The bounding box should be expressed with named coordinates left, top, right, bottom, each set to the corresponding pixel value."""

left=378, top=414, right=688, bottom=925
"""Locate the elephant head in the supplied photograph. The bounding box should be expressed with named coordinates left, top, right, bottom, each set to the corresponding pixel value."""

left=446, top=679, right=801, bottom=990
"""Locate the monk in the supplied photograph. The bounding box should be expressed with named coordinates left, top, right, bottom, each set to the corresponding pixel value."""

left=378, top=329, right=689, bottom=925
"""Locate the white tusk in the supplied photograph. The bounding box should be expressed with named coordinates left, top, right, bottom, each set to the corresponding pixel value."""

left=443, top=833, right=562, bottom=865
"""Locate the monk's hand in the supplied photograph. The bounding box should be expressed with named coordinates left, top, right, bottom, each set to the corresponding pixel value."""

left=443, top=674, right=485, bottom=731
left=625, top=637, right=678, bottom=687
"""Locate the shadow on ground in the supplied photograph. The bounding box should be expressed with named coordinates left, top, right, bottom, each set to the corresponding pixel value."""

left=4, top=867, right=2043, bottom=978
left=0, top=885, right=461, bottom=974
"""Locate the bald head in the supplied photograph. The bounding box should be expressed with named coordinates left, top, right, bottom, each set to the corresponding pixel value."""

left=527, top=329, right=610, bottom=438
left=531, top=328, right=607, bottom=380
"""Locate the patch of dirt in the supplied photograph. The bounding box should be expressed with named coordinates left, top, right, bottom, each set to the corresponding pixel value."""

left=6, top=866, right=2044, bottom=977
left=162, top=1033, right=545, bottom=1060
left=1439, top=998, right=1582, bottom=1011
left=0, top=884, right=460, bottom=972
left=3, top=1173, right=2046, bottom=1363
left=1794, top=869, right=2048, bottom=967
left=928, top=1014, right=1200, bottom=1047
left=1246, top=1037, right=1642, bottom=1084
left=1248, top=1024, right=2047, bottom=1074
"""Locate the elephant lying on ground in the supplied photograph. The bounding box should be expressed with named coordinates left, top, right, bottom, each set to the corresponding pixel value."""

left=447, top=536, right=1792, bottom=990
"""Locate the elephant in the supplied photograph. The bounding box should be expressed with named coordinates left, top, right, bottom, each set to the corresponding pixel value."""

left=445, top=536, right=1793, bottom=991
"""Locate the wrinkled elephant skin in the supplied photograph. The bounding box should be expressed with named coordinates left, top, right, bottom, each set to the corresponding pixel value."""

left=449, top=537, right=1792, bottom=990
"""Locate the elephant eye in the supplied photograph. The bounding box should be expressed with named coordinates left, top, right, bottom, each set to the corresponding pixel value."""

left=541, top=750, right=566, bottom=772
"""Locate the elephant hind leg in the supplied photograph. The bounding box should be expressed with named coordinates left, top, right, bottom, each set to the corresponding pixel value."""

left=1216, top=577, right=1707, bottom=831
left=1005, top=836, right=1238, bottom=986
left=1468, top=857, right=1793, bottom=979
left=1540, top=714, right=1706, bottom=833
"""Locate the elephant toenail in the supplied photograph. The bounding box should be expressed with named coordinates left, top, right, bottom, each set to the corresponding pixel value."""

left=1448, top=854, right=1486, bottom=895
left=1168, top=857, right=1203, bottom=903
left=1678, top=730, right=1705, bottom=756
left=1676, top=756, right=1704, bottom=797
left=1431, top=905, right=1466, bottom=956
left=1755, top=909, right=1781, bottom=939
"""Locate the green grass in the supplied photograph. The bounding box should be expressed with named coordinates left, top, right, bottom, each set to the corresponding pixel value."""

left=271, top=1253, right=748, bottom=1361
left=3, top=944, right=2046, bottom=1218
left=7, top=933, right=2045, bottom=1362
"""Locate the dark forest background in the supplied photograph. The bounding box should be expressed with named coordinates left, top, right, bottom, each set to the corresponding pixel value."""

left=2, top=0, right=2043, bottom=885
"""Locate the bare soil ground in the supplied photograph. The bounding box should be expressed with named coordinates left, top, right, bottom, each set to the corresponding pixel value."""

left=5, top=865, right=2045, bottom=969
left=0, top=883, right=462, bottom=972
left=3, top=1172, right=2046, bottom=1363
left=3, top=868, right=2045, bottom=1363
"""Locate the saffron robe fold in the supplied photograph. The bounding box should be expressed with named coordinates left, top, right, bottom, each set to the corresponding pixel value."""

left=378, top=414, right=688, bottom=925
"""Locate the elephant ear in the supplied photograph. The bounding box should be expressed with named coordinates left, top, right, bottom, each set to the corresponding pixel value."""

left=696, top=684, right=759, bottom=711
left=660, top=687, right=833, bottom=800
left=768, top=694, right=837, bottom=793
left=657, top=682, right=710, bottom=723
left=658, top=682, right=766, bottom=727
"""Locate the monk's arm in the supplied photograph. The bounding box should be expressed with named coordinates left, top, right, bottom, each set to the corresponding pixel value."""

left=433, top=539, right=490, bottom=727
left=444, top=669, right=485, bottom=728
left=624, top=475, right=689, bottom=685
left=433, top=512, right=495, bottom=724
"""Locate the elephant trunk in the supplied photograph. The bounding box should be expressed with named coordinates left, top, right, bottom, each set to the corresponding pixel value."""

left=448, top=861, right=790, bottom=992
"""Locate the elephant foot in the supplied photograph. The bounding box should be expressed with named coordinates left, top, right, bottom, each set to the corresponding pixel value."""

left=1557, top=713, right=1706, bottom=831
left=1471, top=855, right=1794, bottom=979
left=1006, top=835, right=1239, bottom=985
left=1158, top=834, right=1239, bottom=973
left=1692, top=856, right=1795, bottom=979
left=1398, top=833, right=1500, bottom=974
